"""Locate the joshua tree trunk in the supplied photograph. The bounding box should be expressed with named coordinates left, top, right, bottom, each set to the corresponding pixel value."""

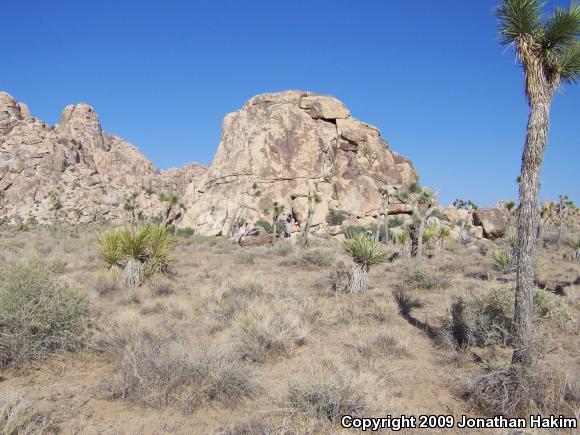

left=350, top=262, right=368, bottom=293
left=383, top=208, right=389, bottom=245
left=556, top=206, right=565, bottom=250
left=512, top=96, right=551, bottom=369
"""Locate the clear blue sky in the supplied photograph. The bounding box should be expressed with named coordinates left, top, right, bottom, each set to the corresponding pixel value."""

left=3, top=0, right=578, bottom=207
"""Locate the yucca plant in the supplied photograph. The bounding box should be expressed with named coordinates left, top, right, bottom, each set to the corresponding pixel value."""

left=395, top=231, right=411, bottom=258
left=492, top=250, right=513, bottom=272
left=97, top=224, right=175, bottom=287
left=567, top=237, right=580, bottom=262
left=343, top=235, right=390, bottom=293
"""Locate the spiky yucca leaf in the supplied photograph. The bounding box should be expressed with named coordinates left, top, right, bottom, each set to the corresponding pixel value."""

left=97, top=228, right=122, bottom=267
left=146, top=224, right=175, bottom=277
left=492, top=250, right=513, bottom=272
left=343, top=235, right=389, bottom=268
left=118, top=225, right=150, bottom=262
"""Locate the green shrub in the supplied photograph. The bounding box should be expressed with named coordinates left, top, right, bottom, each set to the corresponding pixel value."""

left=0, top=262, right=90, bottom=368
left=175, top=227, right=196, bottom=237
left=326, top=210, right=347, bottom=226
left=450, top=286, right=571, bottom=347
left=299, top=249, right=336, bottom=268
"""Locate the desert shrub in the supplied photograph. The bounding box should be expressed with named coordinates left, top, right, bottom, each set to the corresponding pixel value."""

left=0, top=262, right=90, bottom=369
left=0, top=395, right=56, bottom=434
left=286, top=370, right=366, bottom=421
left=92, top=271, right=120, bottom=296
left=254, top=220, right=272, bottom=234
left=567, top=237, right=580, bottom=262
left=465, top=363, right=575, bottom=417
left=393, top=290, right=424, bottom=316
left=450, top=286, right=571, bottom=347
left=104, top=330, right=258, bottom=412
left=326, top=210, right=347, bottom=226
left=343, top=225, right=368, bottom=239
left=216, top=419, right=280, bottom=435
left=237, top=250, right=256, bottom=264
left=175, top=227, right=196, bottom=237
left=97, top=224, right=175, bottom=286
left=235, top=304, right=306, bottom=363
left=205, top=283, right=265, bottom=329
left=388, top=216, right=405, bottom=227
left=399, top=266, right=450, bottom=290
left=272, top=240, right=293, bottom=257
left=148, top=277, right=173, bottom=296
left=299, top=249, right=335, bottom=268
left=48, top=259, right=67, bottom=274
left=373, top=333, right=411, bottom=358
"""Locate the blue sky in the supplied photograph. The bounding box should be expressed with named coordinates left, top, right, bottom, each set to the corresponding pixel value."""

left=3, top=0, right=578, bottom=206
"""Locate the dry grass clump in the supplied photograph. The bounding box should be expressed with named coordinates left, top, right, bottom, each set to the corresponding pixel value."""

left=205, top=283, right=266, bottom=330
left=215, top=419, right=283, bottom=435
left=237, top=250, right=256, bottom=264
left=465, top=363, right=576, bottom=417
left=0, top=262, right=91, bottom=369
left=92, top=271, right=120, bottom=296
left=297, top=249, right=335, bottom=268
left=286, top=368, right=366, bottom=421
left=0, top=395, right=56, bottom=434
left=103, top=329, right=259, bottom=412
left=397, top=265, right=451, bottom=290
left=271, top=240, right=294, bottom=257
left=235, top=303, right=307, bottom=363
left=148, top=277, right=174, bottom=296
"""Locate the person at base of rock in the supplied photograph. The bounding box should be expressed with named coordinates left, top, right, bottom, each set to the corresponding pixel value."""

left=284, top=215, right=293, bottom=238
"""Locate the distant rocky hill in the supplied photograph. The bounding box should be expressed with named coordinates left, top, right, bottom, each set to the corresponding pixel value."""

left=182, top=91, right=417, bottom=235
left=0, top=92, right=205, bottom=224
left=0, top=90, right=418, bottom=232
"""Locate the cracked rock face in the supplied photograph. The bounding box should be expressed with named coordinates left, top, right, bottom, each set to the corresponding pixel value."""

left=181, top=90, right=418, bottom=235
left=0, top=91, right=205, bottom=224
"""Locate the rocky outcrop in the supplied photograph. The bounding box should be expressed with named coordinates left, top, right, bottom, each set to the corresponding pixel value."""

left=238, top=226, right=272, bottom=247
left=181, top=90, right=418, bottom=235
left=1, top=90, right=419, bottom=231
left=0, top=91, right=205, bottom=224
left=472, top=208, right=507, bottom=240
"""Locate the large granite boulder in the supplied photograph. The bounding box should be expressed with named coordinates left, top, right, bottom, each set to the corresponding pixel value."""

left=472, top=208, right=507, bottom=240
left=181, top=90, right=418, bottom=235
left=238, top=226, right=273, bottom=247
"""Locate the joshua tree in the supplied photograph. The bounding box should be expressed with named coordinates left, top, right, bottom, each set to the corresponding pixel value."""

left=496, top=0, right=579, bottom=369
left=399, top=182, right=436, bottom=260
left=123, top=191, right=139, bottom=222
left=159, top=191, right=186, bottom=226
left=270, top=201, right=284, bottom=241
left=343, top=235, right=389, bottom=293
left=48, top=191, right=62, bottom=226
left=556, top=194, right=575, bottom=249
left=301, top=192, right=322, bottom=247
left=379, top=186, right=391, bottom=245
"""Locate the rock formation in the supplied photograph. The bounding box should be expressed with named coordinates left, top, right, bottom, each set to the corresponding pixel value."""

left=0, top=91, right=205, bottom=224
left=1, top=90, right=418, bottom=232
left=181, top=90, right=418, bottom=235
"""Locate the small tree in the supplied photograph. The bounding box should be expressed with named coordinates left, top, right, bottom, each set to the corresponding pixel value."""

left=343, top=235, right=389, bottom=293
left=271, top=201, right=284, bottom=241
left=48, top=191, right=62, bottom=226
left=399, top=182, right=437, bottom=260
left=379, top=186, right=391, bottom=245
left=159, top=191, right=186, bottom=226
left=123, top=191, right=139, bottom=222
left=556, top=195, right=575, bottom=249
left=301, top=192, right=322, bottom=247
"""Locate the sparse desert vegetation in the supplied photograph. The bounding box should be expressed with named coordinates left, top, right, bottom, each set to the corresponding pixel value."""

left=0, top=221, right=578, bottom=433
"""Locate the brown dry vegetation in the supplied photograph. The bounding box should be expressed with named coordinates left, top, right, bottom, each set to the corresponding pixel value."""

left=0, top=225, right=578, bottom=434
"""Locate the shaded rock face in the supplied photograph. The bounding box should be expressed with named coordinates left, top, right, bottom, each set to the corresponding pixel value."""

left=182, top=90, right=418, bottom=235
left=472, top=208, right=507, bottom=240
left=0, top=91, right=205, bottom=224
